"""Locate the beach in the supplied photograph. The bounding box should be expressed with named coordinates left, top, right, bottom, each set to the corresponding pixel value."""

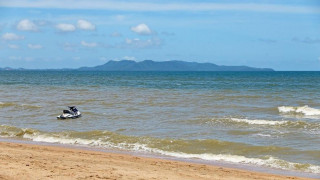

left=0, top=141, right=314, bottom=180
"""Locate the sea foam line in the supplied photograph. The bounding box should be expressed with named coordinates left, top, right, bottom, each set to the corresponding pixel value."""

left=20, top=132, right=320, bottom=174
left=214, top=118, right=320, bottom=130
left=229, top=118, right=287, bottom=125
left=1, top=125, right=320, bottom=174
left=278, top=105, right=320, bottom=116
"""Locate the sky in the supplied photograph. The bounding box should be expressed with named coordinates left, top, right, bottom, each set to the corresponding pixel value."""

left=0, top=0, right=319, bottom=70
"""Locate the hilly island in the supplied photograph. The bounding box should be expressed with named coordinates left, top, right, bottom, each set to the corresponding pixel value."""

left=1, top=60, right=274, bottom=71
left=79, top=60, right=274, bottom=71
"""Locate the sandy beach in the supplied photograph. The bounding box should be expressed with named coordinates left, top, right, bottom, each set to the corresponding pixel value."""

left=0, top=142, right=315, bottom=180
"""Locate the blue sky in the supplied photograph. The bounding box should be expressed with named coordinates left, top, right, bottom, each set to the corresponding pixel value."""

left=0, top=0, right=319, bottom=70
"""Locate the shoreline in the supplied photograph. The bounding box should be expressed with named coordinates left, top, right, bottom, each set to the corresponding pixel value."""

left=0, top=140, right=317, bottom=180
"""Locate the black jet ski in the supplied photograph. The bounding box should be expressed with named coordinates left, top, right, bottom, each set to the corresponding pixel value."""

left=57, top=106, right=81, bottom=119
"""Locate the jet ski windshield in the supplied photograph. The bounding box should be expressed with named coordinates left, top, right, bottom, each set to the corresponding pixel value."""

left=63, top=110, right=71, bottom=114
left=69, top=106, right=78, bottom=112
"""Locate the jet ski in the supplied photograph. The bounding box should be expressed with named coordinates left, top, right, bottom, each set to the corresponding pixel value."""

left=57, top=106, right=81, bottom=119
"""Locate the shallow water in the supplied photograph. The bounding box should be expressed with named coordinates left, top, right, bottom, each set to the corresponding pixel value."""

left=0, top=71, right=320, bottom=174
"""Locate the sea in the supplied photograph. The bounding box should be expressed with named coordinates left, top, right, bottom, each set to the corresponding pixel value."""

left=0, top=71, right=320, bottom=177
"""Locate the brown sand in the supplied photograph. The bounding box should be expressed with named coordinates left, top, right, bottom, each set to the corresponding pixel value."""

left=0, top=142, right=315, bottom=180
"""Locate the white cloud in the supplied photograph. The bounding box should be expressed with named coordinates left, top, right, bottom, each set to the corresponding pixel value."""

left=131, top=24, right=152, bottom=35
left=77, top=20, right=95, bottom=30
left=8, top=44, right=19, bottom=49
left=2, top=33, right=24, bottom=40
left=122, top=56, right=136, bottom=60
left=17, top=19, right=38, bottom=31
left=1, top=1, right=319, bottom=14
left=81, top=41, right=97, bottom=47
left=124, top=38, right=161, bottom=48
left=28, top=44, right=43, bottom=49
left=56, top=23, right=76, bottom=32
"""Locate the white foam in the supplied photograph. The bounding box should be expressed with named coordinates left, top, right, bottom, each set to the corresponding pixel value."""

left=278, top=106, right=320, bottom=116
left=22, top=133, right=105, bottom=146
left=230, top=118, right=287, bottom=125
left=153, top=151, right=320, bottom=174
left=256, top=133, right=272, bottom=137
left=83, top=141, right=320, bottom=174
left=121, top=144, right=320, bottom=174
left=6, top=127, right=319, bottom=174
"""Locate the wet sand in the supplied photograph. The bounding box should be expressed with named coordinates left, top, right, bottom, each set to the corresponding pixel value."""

left=0, top=142, right=315, bottom=180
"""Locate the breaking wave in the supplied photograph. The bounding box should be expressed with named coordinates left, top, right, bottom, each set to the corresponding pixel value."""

left=209, top=118, right=320, bottom=132
left=154, top=152, right=320, bottom=174
left=278, top=106, right=320, bottom=116
left=229, top=118, right=287, bottom=125
left=1, top=124, right=320, bottom=174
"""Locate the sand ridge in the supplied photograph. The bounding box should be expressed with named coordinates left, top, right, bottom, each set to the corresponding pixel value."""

left=0, top=142, right=315, bottom=180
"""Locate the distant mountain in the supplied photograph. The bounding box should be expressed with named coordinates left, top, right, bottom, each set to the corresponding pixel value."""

left=0, top=60, right=274, bottom=71
left=78, top=60, right=274, bottom=71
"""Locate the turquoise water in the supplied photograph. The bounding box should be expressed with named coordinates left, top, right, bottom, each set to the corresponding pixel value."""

left=0, top=71, right=320, bottom=175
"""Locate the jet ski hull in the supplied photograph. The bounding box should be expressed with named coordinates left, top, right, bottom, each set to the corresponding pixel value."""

left=57, top=114, right=81, bottom=120
left=57, top=110, right=81, bottom=120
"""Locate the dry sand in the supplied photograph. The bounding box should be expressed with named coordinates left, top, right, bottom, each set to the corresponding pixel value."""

left=0, top=142, right=315, bottom=180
